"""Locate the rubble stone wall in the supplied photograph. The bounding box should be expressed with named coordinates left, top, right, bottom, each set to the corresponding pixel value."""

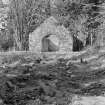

left=29, top=17, right=72, bottom=52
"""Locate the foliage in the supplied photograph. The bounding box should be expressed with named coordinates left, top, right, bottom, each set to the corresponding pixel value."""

left=0, top=0, right=13, bottom=51
left=6, top=0, right=105, bottom=51
left=7, top=0, right=51, bottom=51
left=0, top=29, right=14, bottom=51
left=52, top=0, right=105, bottom=46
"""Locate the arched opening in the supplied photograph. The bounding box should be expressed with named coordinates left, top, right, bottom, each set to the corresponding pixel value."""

left=41, top=34, right=59, bottom=52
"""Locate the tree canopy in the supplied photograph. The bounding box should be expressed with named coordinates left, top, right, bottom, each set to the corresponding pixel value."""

left=7, top=0, right=51, bottom=50
left=6, top=0, right=105, bottom=51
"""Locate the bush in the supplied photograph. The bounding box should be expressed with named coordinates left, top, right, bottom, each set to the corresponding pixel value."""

left=0, top=38, right=14, bottom=51
left=0, top=29, right=14, bottom=51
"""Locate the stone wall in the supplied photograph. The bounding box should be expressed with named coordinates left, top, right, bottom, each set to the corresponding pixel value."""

left=29, top=16, right=72, bottom=52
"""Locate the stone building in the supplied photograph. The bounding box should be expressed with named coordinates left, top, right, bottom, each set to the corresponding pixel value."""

left=29, top=16, right=73, bottom=52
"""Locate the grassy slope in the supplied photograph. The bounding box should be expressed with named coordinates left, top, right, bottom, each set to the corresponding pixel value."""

left=0, top=49, right=105, bottom=105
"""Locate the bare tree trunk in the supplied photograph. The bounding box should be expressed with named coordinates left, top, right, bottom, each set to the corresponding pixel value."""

left=23, top=33, right=29, bottom=51
left=14, top=28, right=22, bottom=50
left=90, top=33, right=93, bottom=46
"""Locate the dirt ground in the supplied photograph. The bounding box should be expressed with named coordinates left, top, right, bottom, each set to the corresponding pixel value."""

left=0, top=49, right=105, bottom=105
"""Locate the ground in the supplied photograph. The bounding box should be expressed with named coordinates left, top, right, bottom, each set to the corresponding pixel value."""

left=0, top=48, right=105, bottom=105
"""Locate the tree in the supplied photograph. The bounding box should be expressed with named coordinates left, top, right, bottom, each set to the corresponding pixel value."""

left=50, top=0, right=89, bottom=45
left=85, top=0, right=105, bottom=46
left=8, top=0, right=105, bottom=51
left=8, top=0, right=51, bottom=51
left=51, top=0, right=105, bottom=47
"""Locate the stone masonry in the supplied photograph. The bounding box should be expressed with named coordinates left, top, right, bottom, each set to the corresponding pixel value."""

left=29, top=16, right=72, bottom=52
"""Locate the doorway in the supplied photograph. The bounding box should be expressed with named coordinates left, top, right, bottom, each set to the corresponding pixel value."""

left=41, top=35, right=59, bottom=52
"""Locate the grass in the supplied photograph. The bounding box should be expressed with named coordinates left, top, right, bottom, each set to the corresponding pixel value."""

left=0, top=50, right=105, bottom=105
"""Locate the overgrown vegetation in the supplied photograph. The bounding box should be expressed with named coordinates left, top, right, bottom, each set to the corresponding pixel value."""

left=0, top=1, right=105, bottom=105
left=52, top=0, right=105, bottom=46
left=7, top=0, right=51, bottom=51
left=0, top=53, right=105, bottom=105
left=0, top=0, right=105, bottom=51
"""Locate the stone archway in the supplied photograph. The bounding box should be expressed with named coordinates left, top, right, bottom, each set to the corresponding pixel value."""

left=41, top=34, right=59, bottom=52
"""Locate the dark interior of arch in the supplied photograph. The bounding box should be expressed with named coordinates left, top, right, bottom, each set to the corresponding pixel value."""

left=41, top=35, right=59, bottom=52
left=72, top=35, right=84, bottom=52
